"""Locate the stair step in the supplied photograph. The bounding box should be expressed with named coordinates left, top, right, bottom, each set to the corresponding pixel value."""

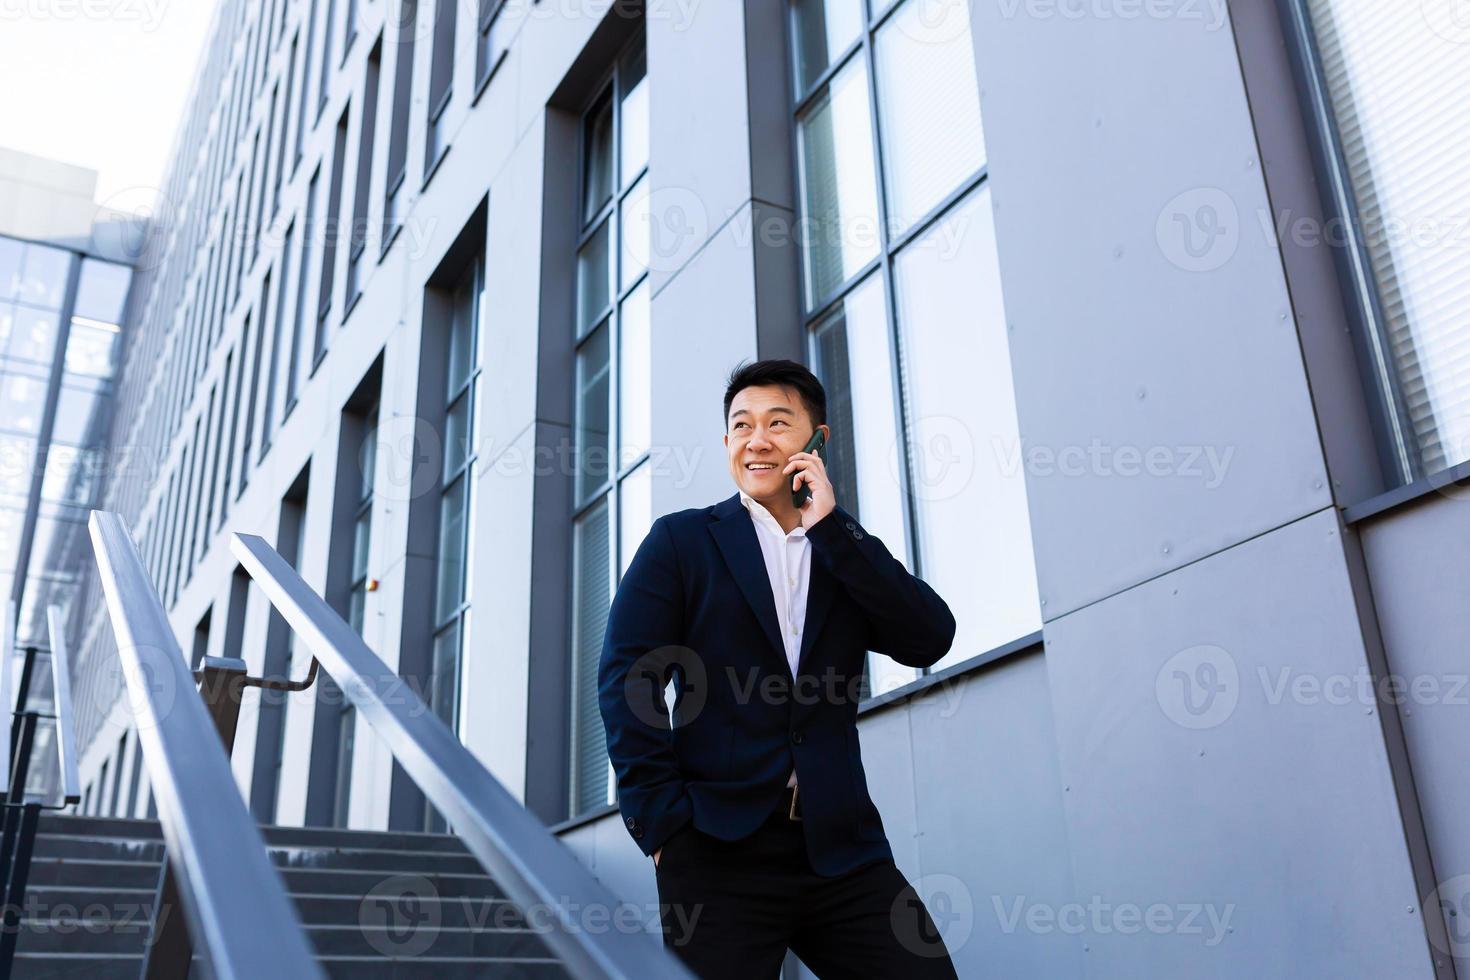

left=9, top=955, right=572, bottom=980
left=23, top=859, right=504, bottom=899
left=35, top=815, right=473, bottom=855
left=12, top=919, right=555, bottom=959
left=32, top=835, right=482, bottom=873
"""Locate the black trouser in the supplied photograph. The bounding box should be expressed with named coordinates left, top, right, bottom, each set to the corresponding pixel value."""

left=654, top=789, right=961, bottom=979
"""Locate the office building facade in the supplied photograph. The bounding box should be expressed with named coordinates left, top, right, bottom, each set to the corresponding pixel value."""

left=55, top=0, right=1470, bottom=975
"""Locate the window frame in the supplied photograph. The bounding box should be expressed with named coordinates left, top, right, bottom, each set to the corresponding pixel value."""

left=567, top=32, right=652, bottom=819
left=1278, top=0, right=1430, bottom=492
left=787, top=0, right=994, bottom=696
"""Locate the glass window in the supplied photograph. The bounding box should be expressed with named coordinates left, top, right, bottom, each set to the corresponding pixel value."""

left=619, top=174, right=649, bottom=293
left=577, top=220, right=613, bottom=333
left=0, top=237, right=22, bottom=301
left=582, top=95, right=614, bottom=224
left=332, top=704, right=356, bottom=826
left=571, top=496, right=612, bottom=815
left=618, top=279, right=651, bottom=464
left=894, top=187, right=1040, bottom=669
left=575, top=322, right=612, bottom=500
left=792, top=0, right=864, bottom=94
left=619, top=39, right=649, bottom=185
left=797, top=57, right=881, bottom=309
left=873, top=0, right=985, bottom=235
left=618, top=460, right=652, bottom=578
left=789, top=0, right=1034, bottom=689
left=17, top=244, right=70, bottom=310
left=1301, top=0, right=1470, bottom=481
left=73, top=259, right=132, bottom=325
left=569, top=34, right=653, bottom=818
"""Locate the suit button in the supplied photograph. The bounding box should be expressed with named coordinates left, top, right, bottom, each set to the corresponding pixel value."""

left=633, top=828, right=644, bottom=839
left=626, top=817, right=636, bottom=829
left=852, top=530, right=864, bottom=540
left=791, top=730, right=803, bottom=745
left=844, top=521, right=857, bottom=531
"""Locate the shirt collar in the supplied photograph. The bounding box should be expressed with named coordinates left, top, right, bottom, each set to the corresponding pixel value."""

left=738, top=490, right=807, bottom=539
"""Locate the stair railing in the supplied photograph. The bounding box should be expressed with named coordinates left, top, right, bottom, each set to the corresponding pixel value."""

left=0, top=600, right=86, bottom=972
left=88, top=511, right=323, bottom=980
left=230, top=530, right=695, bottom=980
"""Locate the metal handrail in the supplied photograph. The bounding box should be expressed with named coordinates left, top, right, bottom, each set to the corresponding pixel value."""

left=44, top=607, right=80, bottom=806
left=0, top=600, right=13, bottom=797
left=230, top=531, right=695, bottom=980
left=89, top=512, right=324, bottom=979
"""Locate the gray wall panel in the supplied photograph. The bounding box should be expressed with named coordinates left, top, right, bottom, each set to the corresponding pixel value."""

left=968, top=3, right=1332, bottom=619
left=908, top=651, right=1082, bottom=979
left=1361, top=496, right=1470, bottom=977
left=1045, top=507, right=1431, bottom=977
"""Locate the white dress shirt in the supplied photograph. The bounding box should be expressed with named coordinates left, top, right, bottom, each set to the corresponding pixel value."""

left=738, top=490, right=811, bottom=789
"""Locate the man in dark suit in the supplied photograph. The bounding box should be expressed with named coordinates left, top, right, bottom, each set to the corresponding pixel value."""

left=598, top=359, right=961, bottom=978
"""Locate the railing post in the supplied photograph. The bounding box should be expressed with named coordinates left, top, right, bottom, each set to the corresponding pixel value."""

left=145, top=656, right=250, bottom=979
left=0, top=712, right=37, bottom=901
left=0, top=799, right=42, bottom=969
left=196, top=657, right=248, bottom=755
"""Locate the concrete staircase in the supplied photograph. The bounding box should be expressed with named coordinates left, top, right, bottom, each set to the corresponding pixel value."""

left=11, top=813, right=574, bottom=978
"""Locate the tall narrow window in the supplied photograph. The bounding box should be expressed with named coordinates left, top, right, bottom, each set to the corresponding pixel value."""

left=425, top=253, right=482, bottom=832
left=383, top=0, right=417, bottom=249
left=317, top=0, right=340, bottom=119
left=1291, top=1, right=1470, bottom=485
left=345, top=38, right=382, bottom=313
left=424, top=0, right=456, bottom=178
left=789, top=0, right=1036, bottom=691
left=238, top=270, right=272, bottom=496
left=274, top=42, right=295, bottom=219
left=335, top=399, right=377, bottom=828
left=286, top=167, right=321, bottom=414
left=316, top=107, right=350, bottom=364
left=474, top=0, right=511, bottom=93
left=260, top=223, right=295, bottom=458
left=294, top=7, right=317, bottom=172
left=569, top=32, right=651, bottom=818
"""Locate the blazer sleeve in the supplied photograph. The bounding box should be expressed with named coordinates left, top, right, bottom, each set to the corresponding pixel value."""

left=597, top=516, right=693, bottom=857
left=805, top=504, right=958, bottom=669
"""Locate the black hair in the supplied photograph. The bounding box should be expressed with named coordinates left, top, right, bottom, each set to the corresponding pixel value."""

left=722, top=359, right=827, bottom=430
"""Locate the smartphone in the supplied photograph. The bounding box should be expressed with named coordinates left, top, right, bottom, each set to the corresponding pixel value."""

left=792, top=428, right=828, bottom=508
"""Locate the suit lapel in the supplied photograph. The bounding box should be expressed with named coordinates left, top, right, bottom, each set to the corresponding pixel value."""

left=708, top=493, right=839, bottom=680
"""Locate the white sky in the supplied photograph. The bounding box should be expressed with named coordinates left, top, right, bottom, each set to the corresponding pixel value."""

left=0, top=0, right=223, bottom=208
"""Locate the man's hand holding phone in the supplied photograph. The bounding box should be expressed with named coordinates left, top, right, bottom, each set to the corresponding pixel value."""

left=786, top=427, right=835, bottom=530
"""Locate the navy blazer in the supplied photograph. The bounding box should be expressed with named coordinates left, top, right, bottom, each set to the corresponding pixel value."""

left=598, top=492, right=956, bottom=876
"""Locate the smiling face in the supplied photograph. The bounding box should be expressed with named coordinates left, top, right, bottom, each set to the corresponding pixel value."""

left=724, top=383, right=829, bottom=511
